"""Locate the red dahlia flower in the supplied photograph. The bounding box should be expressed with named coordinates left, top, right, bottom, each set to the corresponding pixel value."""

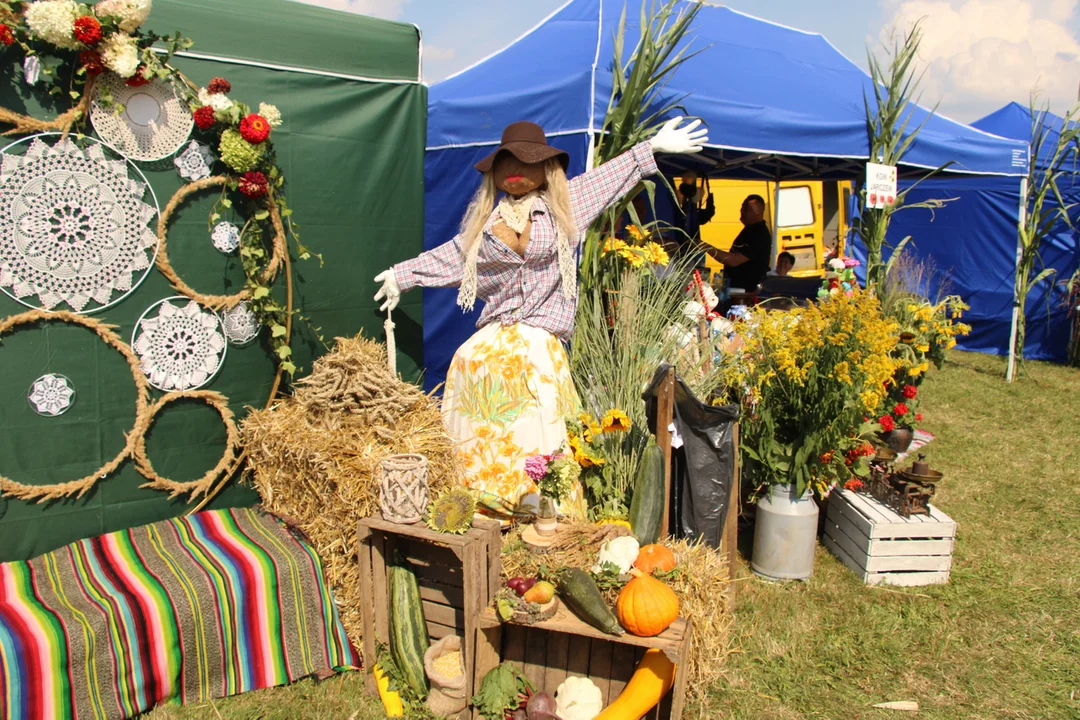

left=892, top=402, right=909, bottom=417
left=902, top=384, right=918, bottom=399
left=0, top=24, right=14, bottom=46
left=193, top=105, right=216, bottom=130
left=878, top=415, right=895, bottom=433
left=208, top=76, right=231, bottom=94
left=73, top=16, right=102, bottom=45
left=239, top=114, right=271, bottom=144
left=125, top=67, right=150, bottom=87
left=239, top=171, right=268, bottom=198
left=80, top=51, right=105, bottom=75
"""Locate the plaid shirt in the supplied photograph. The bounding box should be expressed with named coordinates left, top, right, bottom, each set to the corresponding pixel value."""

left=395, top=142, right=659, bottom=341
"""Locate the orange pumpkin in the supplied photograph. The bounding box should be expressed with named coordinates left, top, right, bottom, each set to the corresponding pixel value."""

left=634, top=544, right=676, bottom=574
left=616, top=568, right=680, bottom=637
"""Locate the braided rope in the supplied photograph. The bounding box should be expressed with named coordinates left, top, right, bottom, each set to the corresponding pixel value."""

left=0, top=77, right=95, bottom=140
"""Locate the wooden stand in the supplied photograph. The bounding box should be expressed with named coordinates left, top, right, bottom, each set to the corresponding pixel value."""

left=357, top=515, right=501, bottom=699
left=473, top=607, right=693, bottom=720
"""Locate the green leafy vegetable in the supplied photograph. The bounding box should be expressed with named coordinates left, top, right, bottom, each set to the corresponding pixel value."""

left=471, top=662, right=533, bottom=720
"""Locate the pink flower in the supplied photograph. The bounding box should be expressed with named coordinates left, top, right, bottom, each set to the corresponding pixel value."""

left=844, top=257, right=860, bottom=268
left=524, top=454, right=549, bottom=482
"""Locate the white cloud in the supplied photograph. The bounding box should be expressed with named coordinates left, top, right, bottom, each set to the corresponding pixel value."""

left=289, top=0, right=410, bottom=20
left=880, top=0, right=1080, bottom=120
left=423, top=44, right=457, bottom=62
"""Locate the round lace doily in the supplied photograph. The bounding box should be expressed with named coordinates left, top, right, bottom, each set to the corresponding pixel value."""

left=174, top=141, right=215, bottom=181
left=133, top=296, right=227, bottom=391
left=90, top=74, right=193, bottom=163
left=211, top=221, right=239, bottom=254
left=28, top=373, right=75, bottom=416
left=0, top=134, right=159, bottom=313
left=221, top=300, right=260, bottom=346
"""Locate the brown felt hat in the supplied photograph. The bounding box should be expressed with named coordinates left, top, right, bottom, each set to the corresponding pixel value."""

left=474, top=121, right=570, bottom=173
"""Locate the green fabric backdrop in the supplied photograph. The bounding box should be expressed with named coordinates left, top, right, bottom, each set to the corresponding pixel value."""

left=0, top=0, right=427, bottom=562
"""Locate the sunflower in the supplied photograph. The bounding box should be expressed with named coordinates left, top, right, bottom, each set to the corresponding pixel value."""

left=601, top=408, right=632, bottom=432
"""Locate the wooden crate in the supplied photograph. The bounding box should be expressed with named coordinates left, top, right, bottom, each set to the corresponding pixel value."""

left=357, top=515, right=502, bottom=700
left=823, top=488, right=957, bottom=587
left=472, top=606, right=693, bottom=720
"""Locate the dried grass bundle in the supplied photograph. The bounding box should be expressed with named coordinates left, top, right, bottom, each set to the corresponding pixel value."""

left=242, top=334, right=461, bottom=646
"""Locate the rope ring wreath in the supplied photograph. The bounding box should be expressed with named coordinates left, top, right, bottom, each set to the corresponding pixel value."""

left=156, top=175, right=287, bottom=311
left=0, top=309, right=151, bottom=502
left=132, top=389, right=241, bottom=499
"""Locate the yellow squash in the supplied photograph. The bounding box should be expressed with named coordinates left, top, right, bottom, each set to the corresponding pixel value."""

left=594, top=648, right=676, bottom=719
left=373, top=663, right=405, bottom=717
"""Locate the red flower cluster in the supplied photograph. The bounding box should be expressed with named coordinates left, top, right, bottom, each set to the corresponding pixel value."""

left=844, top=478, right=865, bottom=492
left=193, top=105, right=216, bottom=130
left=208, top=77, right=231, bottom=94
left=844, top=442, right=876, bottom=465
left=125, top=67, right=150, bottom=87
left=73, top=16, right=102, bottom=45
left=819, top=450, right=835, bottom=464
left=878, top=415, right=896, bottom=433
left=902, top=384, right=918, bottom=399
left=239, top=113, right=271, bottom=144
left=80, top=51, right=105, bottom=75
left=916, top=413, right=923, bottom=422
left=892, top=402, right=909, bottom=417
left=239, top=171, right=268, bottom=199
left=0, top=24, right=14, bottom=46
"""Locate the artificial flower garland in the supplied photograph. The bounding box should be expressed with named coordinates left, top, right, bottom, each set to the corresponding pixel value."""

left=0, top=0, right=313, bottom=374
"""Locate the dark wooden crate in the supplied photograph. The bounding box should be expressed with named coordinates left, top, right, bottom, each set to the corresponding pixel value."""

left=357, top=515, right=501, bottom=700
left=473, top=606, right=693, bottom=720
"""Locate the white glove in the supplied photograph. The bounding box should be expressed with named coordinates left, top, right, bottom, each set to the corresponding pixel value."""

left=373, top=269, right=400, bottom=312
left=649, top=116, right=708, bottom=155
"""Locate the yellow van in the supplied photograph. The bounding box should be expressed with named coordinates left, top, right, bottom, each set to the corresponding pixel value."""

left=680, top=178, right=852, bottom=280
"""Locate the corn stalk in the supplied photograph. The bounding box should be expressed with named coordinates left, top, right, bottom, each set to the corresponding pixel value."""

left=1008, top=97, right=1080, bottom=379
left=856, top=22, right=953, bottom=288
left=578, top=0, right=703, bottom=291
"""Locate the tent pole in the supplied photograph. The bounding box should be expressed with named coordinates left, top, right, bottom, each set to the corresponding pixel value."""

left=1006, top=176, right=1028, bottom=383
left=771, top=165, right=782, bottom=265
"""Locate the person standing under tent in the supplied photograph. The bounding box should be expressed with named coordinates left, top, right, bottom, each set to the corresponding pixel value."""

left=704, top=193, right=772, bottom=291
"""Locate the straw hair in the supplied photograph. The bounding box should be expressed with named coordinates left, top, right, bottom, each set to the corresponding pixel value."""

left=457, top=173, right=497, bottom=312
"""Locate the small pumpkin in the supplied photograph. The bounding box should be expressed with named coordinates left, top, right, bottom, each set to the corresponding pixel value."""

left=616, top=568, right=679, bottom=637
left=634, top=544, right=676, bottom=575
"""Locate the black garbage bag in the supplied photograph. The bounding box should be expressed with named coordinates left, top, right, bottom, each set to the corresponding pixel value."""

left=642, top=363, right=738, bottom=549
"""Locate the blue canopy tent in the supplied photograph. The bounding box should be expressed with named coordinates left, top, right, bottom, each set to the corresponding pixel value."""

left=878, top=102, right=1079, bottom=364
left=419, top=0, right=1029, bottom=391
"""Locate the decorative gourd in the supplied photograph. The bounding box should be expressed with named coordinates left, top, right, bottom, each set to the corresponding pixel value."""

left=556, top=676, right=604, bottom=720
left=593, top=649, right=676, bottom=720
left=634, top=544, right=676, bottom=575
left=389, top=551, right=430, bottom=695
left=373, top=663, right=405, bottom=717
left=627, top=440, right=665, bottom=545
left=591, top=535, right=639, bottom=574
left=557, top=567, right=623, bottom=635
left=616, top=568, right=679, bottom=637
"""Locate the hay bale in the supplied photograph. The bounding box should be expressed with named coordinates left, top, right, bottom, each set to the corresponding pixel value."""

left=242, top=334, right=461, bottom=649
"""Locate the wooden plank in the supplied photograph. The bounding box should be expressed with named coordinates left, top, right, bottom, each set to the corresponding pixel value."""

left=722, top=422, right=740, bottom=613
left=422, top=600, right=465, bottom=630
left=472, top=625, right=502, bottom=720
left=406, top=556, right=465, bottom=587
left=867, top=569, right=951, bottom=587
left=827, top=491, right=910, bottom=539
left=503, top=623, right=527, bottom=664
left=462, top=537, right=485, bottom=700
left=357, top=529, right=377, bottom=693
left=371, top=532, right=390, bottom=648
left=543, top=630, right=570, bottom=697
left=473, top=517, right=503, bottom=605
left=428, top=621, right=463, bottom=640
left=588, top=638, right=613, bottom=705
left=397, top=538, right=461, bottom=568
left=869, top=536, right=955, bottom=558
left=668, top=618, right=693, bottom=720
left=834, top=490, right=957, bottom=539
left=523, top=627, right=548, bottom=693
left=418, top=581, right=465, bottom=607
left=565, top=634, right=591, bottom=678
left=607, top=642, right=636, bottom=701
left=476, top=606, right=687, bottom=654
left=359, top=516, right=472, bottom=548
left=656, top=367, right=675, bottom=539
left=822, top=532, right=871, bottom=583
left=825, top=520, right=952, bottom=572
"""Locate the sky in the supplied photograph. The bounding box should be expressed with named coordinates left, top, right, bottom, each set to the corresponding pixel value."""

left=289, top=0, right=1080, bottom=123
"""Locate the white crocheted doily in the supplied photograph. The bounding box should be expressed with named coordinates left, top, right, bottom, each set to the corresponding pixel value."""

left=90, top=74, right=194, bottom=162
left=28, top=373, right=76, bottom=416
left=0, top=135, right=158, bottom=313
left=211, top=221, right=240, bottom=254
left=221, top=300, right=260, bottom=346
left=133, top=297, right=227, bottom=391
left=174, top=140, right=215, bottom=181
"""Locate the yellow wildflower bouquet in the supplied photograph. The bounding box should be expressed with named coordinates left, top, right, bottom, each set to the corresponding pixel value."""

left=720, top=289, right=901, bottom=498
left=890, top=295, right=971, bottom=378
left=601, top=225, right=670, bottom=271
left=566, top=409, right=633, bottom=508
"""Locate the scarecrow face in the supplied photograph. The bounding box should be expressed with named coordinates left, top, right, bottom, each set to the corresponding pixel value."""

left=493, top=151, right=546, bottom=196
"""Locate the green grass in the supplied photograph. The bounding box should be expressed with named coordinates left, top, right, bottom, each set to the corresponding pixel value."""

left=145, top=350, right=1080, bottom=719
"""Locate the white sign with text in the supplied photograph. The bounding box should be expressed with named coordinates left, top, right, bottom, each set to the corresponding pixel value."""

left=865, top=162, right=897, bottom=209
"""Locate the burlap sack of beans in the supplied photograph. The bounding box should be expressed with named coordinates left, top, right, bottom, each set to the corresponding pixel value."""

left=424, top=635, right=467, bottom=717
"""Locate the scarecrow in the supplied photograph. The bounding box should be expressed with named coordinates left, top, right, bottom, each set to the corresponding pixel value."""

left=374, top=118, right=707, bottom=520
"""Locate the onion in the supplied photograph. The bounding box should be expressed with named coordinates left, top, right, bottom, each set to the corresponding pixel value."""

left=526, top=691, right=560, bottom=719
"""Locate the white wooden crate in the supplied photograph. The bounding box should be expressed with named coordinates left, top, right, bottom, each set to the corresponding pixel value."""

left=823, top=488, right=957, bottom=587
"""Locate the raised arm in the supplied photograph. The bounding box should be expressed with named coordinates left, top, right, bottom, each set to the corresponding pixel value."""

left=568, top=143, right=658, bottom=234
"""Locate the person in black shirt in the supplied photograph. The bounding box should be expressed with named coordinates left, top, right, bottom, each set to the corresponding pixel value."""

left=704, top=194, right=772, bottom=291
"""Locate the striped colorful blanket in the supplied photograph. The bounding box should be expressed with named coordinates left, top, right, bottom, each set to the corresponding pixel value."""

left=0, top=507, right=358, bottom=720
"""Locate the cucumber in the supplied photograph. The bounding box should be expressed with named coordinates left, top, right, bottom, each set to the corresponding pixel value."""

left=388, top=550, right=430, bottom=696
left=557, top=567, right=623, bottom=635
left=628, top=439, right=665, bottom=545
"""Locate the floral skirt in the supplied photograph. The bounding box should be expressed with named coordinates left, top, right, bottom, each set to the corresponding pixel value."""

left=442, top=322, right=586, bottom=521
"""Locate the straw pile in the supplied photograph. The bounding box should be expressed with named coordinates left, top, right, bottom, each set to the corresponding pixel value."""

left=501, top=525, right=733, bottom=710
left=242, top=334, right=461, bottom=647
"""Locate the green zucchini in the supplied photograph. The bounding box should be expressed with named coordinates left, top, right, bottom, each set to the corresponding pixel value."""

left=628, top=439, right=665, bottom=545
left=557, top=567, right=623, bottom=635
left=388, top=550, right=429, bottom=696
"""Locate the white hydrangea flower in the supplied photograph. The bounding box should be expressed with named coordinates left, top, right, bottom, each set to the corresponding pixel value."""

left=100, top=32, right=140, bottom=78
left=95, top=0, right=152, bottom=33
left=24, top=0, right=80, bottom=49
left=257, top=102, right=282, bottom=128
left=198, top=87, right=234, bottom=113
